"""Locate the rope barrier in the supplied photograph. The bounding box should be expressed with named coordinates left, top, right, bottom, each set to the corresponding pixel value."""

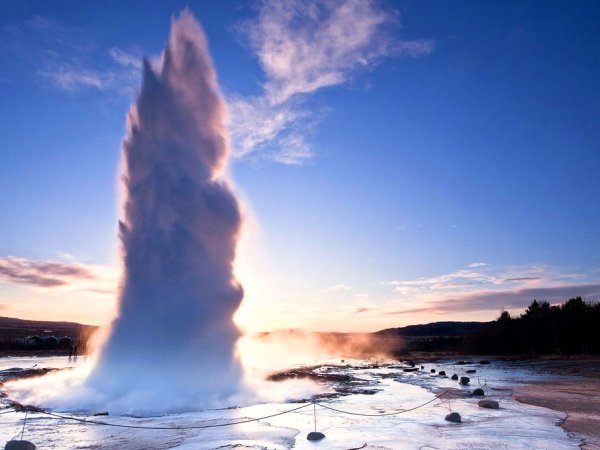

left=35, top=403, right=312, bottom=430
left=20, top=411, right=28, bottom=440
left=1, top=389, right=473, bottom=430
left=0, top=409, right=16, bottom=415
left=313, top=390, right=468, bottom=417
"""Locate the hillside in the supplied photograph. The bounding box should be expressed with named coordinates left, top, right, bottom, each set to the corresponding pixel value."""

left=375, top=321, right=493, bottom=337
left=0, top=316, right=96, bottom=339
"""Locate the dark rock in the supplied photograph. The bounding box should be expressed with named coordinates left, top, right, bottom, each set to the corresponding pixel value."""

left=380, top=372, right=398, bottom=379
left=7, top=401, right=44, bottom=413
left=420, top=365, right=424, bottom=369
left=439, top=371, right=446, bottom=376
left=478, top=399, right=499, bottom=409
left=403, top=368, right=418, bottom=372
left=466, top=369, right=476, bottom=374
left=451, top=374, right=459, bottom=380
left=460, top=376, right=470, bottom=385
left=307, top=431, right=326, bottom=441
left=456, top=360, right=466, bottom=365
left=92, top=411, right=109, bottom=416
left=5, top=441, right=36, bottom=450
left=445, top=412, right=461, bottom=423
left=479, top=360, right=490, bottom=364
left=268, top=367, right=353, bottom=383
left=473, top=388, right=485, bottom=396
left=430, top=369, right=436, bottom=373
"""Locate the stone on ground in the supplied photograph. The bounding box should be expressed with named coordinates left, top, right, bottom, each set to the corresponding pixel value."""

left=307, top=432, right=326, bottom=441
left=445, top=412, right=462, bottom=423
left=5, top=441, right=36, bottom=450
left=478, top=399, right=500, bottom=409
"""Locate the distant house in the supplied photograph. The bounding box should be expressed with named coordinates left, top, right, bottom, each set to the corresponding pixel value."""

left=43, top=336, right=59, bottom=347
left=17, top=334, right=75, bottom=350
left=58, top=336, right=73, bottom=348
left=21, top=335, right=44, bottom=346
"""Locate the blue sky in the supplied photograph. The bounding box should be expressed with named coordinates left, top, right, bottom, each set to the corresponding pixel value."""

left=1, top=0, right=599, bottom=331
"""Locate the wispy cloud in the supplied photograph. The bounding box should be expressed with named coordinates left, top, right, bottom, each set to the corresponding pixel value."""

left=39, top=64, right=112, bottom=90
left=108, top=47, right=142, bottom=69
left=381, top=263, right=600, bottom=317
left=0, top=256, right=118, bottom=293
left=390, top=283, right=600, bottom=315
left=0, top=256, right=93, bottom=288
left=1, top=16, right=141, bottom=95
left=271, top=133, right=314, bottom=165
left=327, top=283, right=351, bottom=291
left=244, top=0, right=430, bottom=105
left=228, top=0, right=434, bottom=164
left=382, top=267, right=502, bottom=295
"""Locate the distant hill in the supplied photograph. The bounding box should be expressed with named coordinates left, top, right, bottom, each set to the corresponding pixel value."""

left=375, top=321, right=493, bottom=337
left=0, top=316, right=96, bottom=339
left=371, top=321, right=494, bottom=353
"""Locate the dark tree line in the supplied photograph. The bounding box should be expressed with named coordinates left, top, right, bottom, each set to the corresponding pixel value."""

left=466, top=297, right=600, bottom=355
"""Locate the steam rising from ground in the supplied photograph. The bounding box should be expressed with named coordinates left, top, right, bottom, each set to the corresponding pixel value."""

left=239, top=330, right=398, bottom=375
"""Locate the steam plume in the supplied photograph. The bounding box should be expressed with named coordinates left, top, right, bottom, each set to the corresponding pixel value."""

left=86, top=10, right=244, bottom=413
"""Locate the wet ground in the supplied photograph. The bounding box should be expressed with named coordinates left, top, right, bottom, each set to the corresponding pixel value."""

left=0, top=356, right=592, bottom=449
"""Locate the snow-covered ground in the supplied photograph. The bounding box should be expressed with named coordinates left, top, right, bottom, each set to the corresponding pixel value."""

left=0, top=356, right=580, bottom=449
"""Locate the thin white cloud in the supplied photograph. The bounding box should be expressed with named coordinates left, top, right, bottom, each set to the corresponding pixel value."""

left=229, top=0, right=434, bottom=164
left=108, top=47, right=142, bottom=69
left=56, top=251, right=77, bottom=261
left=468, top=262, right=487, bottom=268
left=39, top=64, right=112, bottom=91
left=245, top=0, right=433, bottom=105
left=1, top=17, right=140, bottom=95
left=227, top=95, right=301, bottom=157
left=271, top=133, right=314, bottom=165
left=383, top=269, right=502, bottom=293
left=390, top=283, right=600, bottom=316
left=327, top=283, right=351, bottom=291
left=379, top=263, right=600, bottom=317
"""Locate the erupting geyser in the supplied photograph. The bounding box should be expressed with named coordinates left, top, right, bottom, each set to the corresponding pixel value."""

left=86, top=10, right=244, bottom=413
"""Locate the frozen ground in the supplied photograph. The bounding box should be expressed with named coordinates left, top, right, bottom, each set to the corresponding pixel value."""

left=0, top=356, right=582, bottom=449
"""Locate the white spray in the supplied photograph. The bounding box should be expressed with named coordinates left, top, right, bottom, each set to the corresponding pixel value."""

left=83, top=10, right=244, bottom=413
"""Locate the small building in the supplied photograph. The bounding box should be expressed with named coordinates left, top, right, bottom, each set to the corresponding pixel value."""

left=43, top=336, right=59, bottom=347
left=58, top=336, right=73, bottom=348
left=21, top=335, right=44, bottom=346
